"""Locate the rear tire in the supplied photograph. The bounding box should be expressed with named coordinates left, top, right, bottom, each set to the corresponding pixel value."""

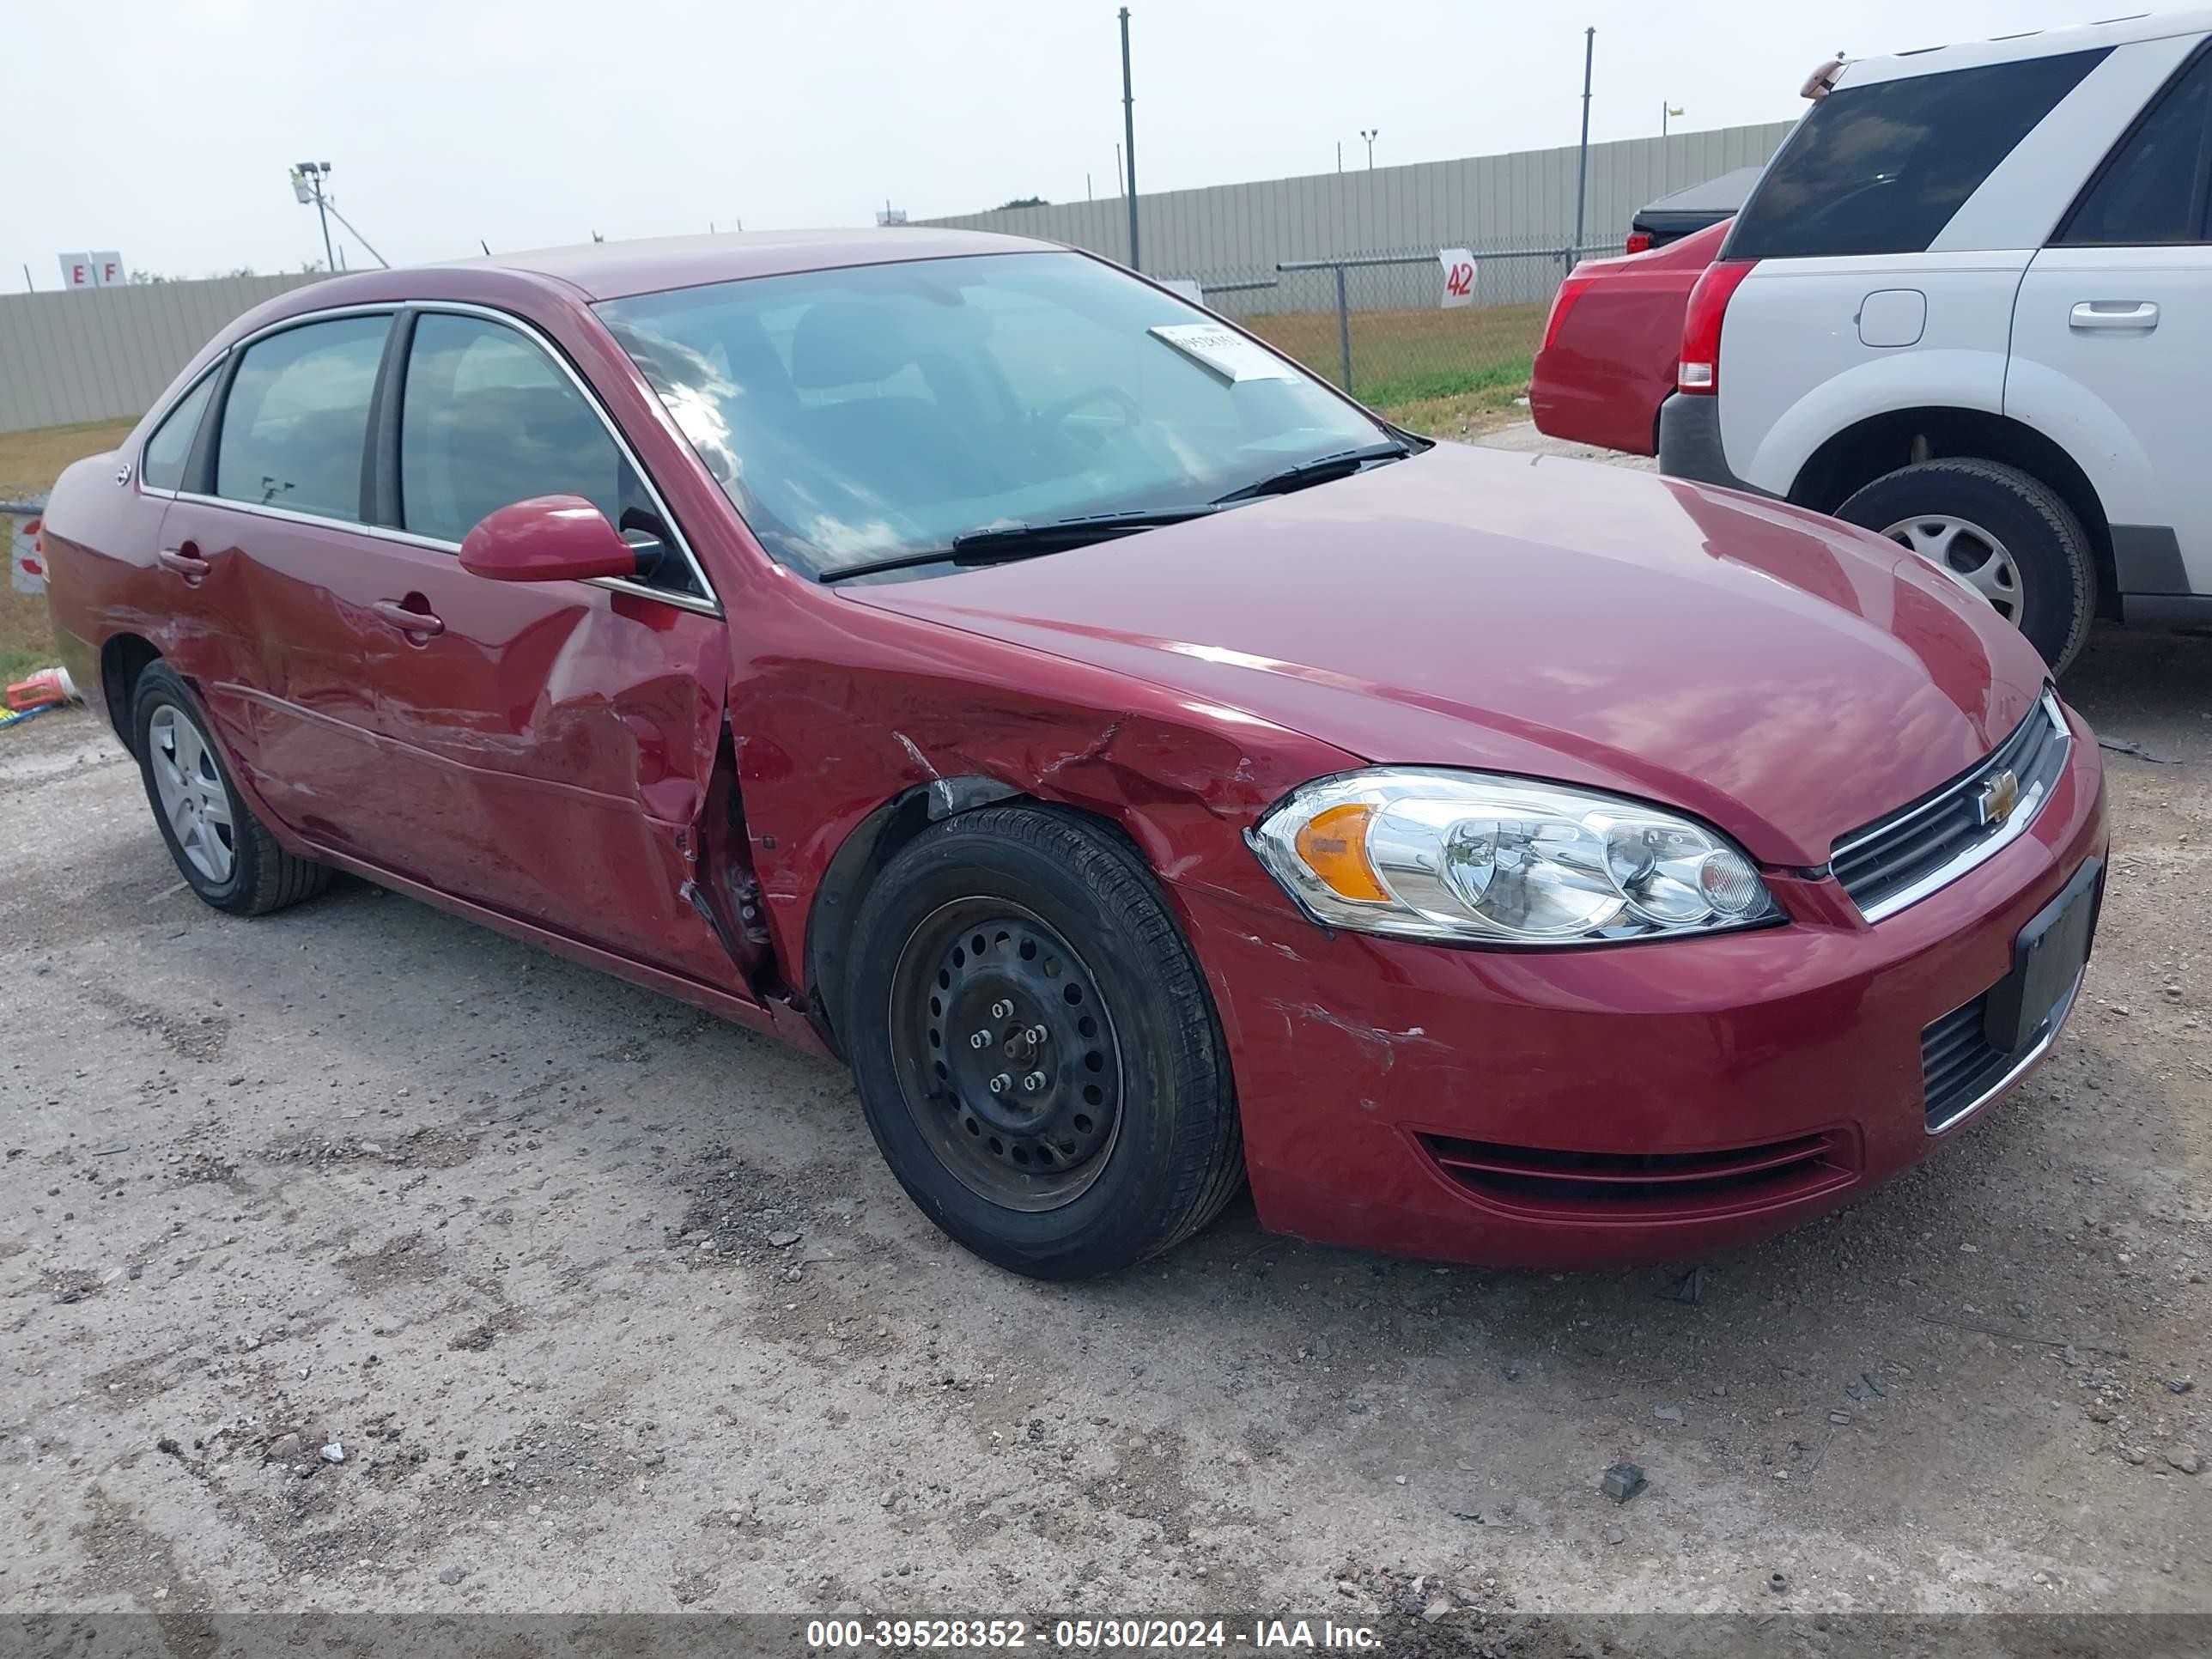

left=131, top=661, right=329, bottom=916
left=843, top=805, right=1243, bottom=1279
left=1835, top=459, right=2096, bottom=675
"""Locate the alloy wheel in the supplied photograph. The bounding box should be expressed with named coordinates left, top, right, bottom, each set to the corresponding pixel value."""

left=1881, top=514, right=2023, bottom=623
left=149, top=703, right=235, bottom=885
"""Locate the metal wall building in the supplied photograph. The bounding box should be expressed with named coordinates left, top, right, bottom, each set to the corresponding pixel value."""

left=916, top=122, right=1796, bottom=284
left=0, top=273, right=327, bottom=434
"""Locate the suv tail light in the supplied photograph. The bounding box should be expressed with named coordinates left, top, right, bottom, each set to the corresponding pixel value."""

left=1540, top=267, right=1596, bottom=353
left=1625, top=230, right=1652, bottom=254
left=1677, top=258, right=1757, bottom=394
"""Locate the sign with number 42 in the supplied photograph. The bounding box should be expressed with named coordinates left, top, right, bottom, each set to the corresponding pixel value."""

left=1438, top=249, right=1476, bottom=309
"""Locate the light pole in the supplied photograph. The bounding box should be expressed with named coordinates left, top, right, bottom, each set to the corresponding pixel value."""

left=1360, top=127, right=1379, bottom=169
left=290, top=161, right=336, bottom=271
left=1663, top=101, right=1683, bottom=136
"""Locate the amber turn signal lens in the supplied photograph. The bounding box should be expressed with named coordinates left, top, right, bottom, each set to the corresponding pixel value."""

left=1293, top=802, right=1389, bottom=902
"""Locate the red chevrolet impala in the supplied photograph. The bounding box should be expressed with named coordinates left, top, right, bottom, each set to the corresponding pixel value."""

left=41, top=228, right=2107, bottom=1279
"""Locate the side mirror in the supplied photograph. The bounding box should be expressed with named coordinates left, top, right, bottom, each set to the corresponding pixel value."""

left=459, top=495, right=640, bottom=584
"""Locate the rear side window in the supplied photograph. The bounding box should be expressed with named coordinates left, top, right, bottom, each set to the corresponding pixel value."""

left=141, top=372, right=216, bottom=492
left=398, top=313, right=623, bottom=544
left=1729, top=49, right=2108, bottom=259
left=215, top=315, right=390, bottom=520
left=2061, top=49, right=2212, bottom=245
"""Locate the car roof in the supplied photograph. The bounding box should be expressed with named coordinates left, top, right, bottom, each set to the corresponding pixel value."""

left=450, top=226, right=1059, bottom=301
left=1840, top=7, right=2212, bottom=87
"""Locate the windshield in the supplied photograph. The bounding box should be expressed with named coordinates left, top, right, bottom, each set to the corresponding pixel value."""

left=593, top=252, right=1388, bottom=578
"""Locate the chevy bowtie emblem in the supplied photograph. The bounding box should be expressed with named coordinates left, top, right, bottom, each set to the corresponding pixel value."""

left=1976, top=769, right=2021, bottom=830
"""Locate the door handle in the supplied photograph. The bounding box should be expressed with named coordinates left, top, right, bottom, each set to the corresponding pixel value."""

left=155, top=545, right=210, bottom=580
left=371, top=599, right=445, bottom=637
left=2069, top=301, right=2160, bottom=331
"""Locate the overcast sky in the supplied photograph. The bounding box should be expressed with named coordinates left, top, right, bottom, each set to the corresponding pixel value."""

left=7, top=0, right=2113, bottom=287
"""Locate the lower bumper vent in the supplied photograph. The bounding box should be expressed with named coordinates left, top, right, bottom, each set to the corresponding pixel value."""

left=1417, top=1130, right=1856, bottom=1219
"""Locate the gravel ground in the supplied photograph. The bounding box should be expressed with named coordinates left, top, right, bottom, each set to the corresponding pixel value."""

left=3, top=438, right=2206, bottom=1626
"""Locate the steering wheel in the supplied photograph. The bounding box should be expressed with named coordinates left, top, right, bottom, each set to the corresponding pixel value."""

left=1032, top=384, right=1144, bottom=441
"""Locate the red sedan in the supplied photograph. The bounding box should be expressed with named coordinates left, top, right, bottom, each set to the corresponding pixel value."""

left=1531, top=217, right=1728, bottom=456
left=41, top=228, right=2106, bottom=1279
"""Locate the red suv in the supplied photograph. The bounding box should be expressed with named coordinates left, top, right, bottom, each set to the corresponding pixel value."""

left=41, top=229, right=2106, bottom=1279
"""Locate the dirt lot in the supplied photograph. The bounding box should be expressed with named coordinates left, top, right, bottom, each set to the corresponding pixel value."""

left=1, top=435, right=2207, bottom=1632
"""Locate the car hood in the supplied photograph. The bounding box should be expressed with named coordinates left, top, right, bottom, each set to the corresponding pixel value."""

left=848, top=443, right=2052, bottom=866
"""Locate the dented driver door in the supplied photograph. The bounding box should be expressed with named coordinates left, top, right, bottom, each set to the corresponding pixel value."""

left=345, top=307, right=744, bottom=988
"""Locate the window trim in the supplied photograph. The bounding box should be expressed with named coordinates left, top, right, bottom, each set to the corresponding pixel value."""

left=2052, top=37, right=2212, bottom=247
left=159, top=299, right=721, bottom=619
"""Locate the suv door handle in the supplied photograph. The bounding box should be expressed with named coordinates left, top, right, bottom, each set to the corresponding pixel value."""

left=2069, top=301, right=2160, bottom=331
left=371, top=599, right=445, bottom=637
left=156, top=545, right=210, bottom=580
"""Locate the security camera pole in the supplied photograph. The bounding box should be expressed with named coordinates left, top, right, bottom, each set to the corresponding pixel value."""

left=292, top=161, right=336, bottom=272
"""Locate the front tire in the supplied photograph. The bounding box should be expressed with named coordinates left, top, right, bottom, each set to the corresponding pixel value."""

left=1835, top=458, right=2096, bottom=675
left=843, top=806, right=1243, bottom=1279
left=131, top=661, right=328, bottom=915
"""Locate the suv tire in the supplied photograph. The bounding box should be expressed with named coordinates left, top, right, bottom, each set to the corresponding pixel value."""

left=1836, top=459, right=2096, bottom=675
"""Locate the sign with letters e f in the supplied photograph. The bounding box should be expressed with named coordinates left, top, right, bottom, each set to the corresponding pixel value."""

left=58, top=252, right=124, bottom=289
left=1438, top=248, right=1476, bottom=308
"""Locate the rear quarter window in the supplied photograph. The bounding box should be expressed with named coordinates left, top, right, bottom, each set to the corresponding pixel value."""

left=1728, top=48, right=2109, bottom=260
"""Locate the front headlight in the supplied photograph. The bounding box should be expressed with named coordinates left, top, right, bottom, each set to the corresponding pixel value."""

left=1249, top=769, right=1778, bottom=945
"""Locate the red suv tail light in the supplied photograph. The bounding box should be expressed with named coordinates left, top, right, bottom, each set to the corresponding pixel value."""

left=1625, top=230, right=1652, bottom=254
left=1677, top=258, right=1757, bottom=395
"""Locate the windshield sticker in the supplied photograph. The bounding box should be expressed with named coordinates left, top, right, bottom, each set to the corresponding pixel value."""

left=1148, top=322, right=1301, bottom=383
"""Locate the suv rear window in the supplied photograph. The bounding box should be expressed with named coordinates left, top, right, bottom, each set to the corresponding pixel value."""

left=1728, top=49, right=2109, bottom=260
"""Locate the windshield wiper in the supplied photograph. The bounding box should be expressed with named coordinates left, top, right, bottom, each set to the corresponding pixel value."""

left=818, top=507, right=1220, bottom=584
left=1210, top=441, right=1413, bottom=505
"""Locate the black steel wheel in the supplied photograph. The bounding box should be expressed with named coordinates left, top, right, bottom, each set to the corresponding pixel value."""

left=844, top=805, right=1244, bottom=1279
left=890, top=900, right=1124, bottom=1211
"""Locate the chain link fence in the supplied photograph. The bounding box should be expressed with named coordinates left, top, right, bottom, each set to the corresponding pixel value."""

left=1173, top=238, right=1623, bottom=432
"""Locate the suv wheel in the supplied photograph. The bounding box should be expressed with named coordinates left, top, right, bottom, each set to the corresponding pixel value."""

left=1835, top=459, right=2096, bottom=674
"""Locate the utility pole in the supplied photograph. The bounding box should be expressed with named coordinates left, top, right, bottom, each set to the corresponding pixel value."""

left=1360, top=128, right=1379, bottom=169
left=1119, top=7, right=1140, bottom=270
left=1572, top=28, right=1595, bottom=257
left=1336, top=141, right=1342, bottom=173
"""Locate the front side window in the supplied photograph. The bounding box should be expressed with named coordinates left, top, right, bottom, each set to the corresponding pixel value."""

left=2061, top=50, right=2212, bottom=246
left=398, top=314, right=624, bottom=544
left=1728, top=49, right=2109, bottom=260
left=141, top=371, right=216, bottom=492
left=596, top=252, right=1386, bottom=579
left=214, top=314, right=389, bottom=520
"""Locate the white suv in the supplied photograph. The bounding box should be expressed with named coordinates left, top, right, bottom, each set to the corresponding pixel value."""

left=1659, top=9, right=2212, bottom=672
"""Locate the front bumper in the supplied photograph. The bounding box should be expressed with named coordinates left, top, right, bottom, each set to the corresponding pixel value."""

left=1175, top=709, right=2108, bottom=1269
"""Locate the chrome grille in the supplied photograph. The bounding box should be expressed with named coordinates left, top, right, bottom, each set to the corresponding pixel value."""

left=1830, top=693, right=2070, bottom=922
